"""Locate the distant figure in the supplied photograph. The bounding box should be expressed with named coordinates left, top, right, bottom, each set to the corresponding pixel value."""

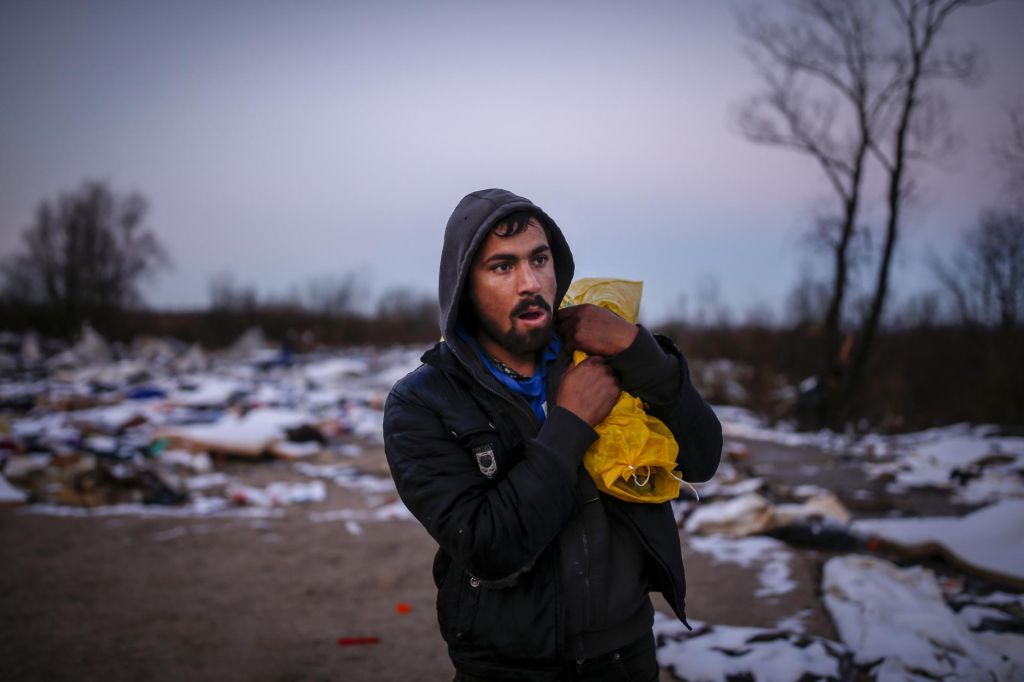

left=383, top=189, right=722, bottom=681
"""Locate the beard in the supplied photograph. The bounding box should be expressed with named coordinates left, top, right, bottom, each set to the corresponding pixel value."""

left=475, top=295, right=554, bottom=356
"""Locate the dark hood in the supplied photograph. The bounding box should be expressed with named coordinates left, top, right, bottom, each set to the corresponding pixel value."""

left=438, top=188, right=575, bottom=341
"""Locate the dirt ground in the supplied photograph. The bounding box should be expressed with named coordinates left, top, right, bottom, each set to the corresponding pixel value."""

left=1, top=439, right=870, bottom=681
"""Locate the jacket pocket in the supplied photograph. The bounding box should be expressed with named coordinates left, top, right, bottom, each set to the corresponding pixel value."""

left=449, top=421, right=505, bottom=481
left=439, top=565, right=483, bottom=644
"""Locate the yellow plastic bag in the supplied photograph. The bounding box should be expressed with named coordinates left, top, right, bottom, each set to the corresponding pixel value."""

left=561, top=278, right=683, bottom=504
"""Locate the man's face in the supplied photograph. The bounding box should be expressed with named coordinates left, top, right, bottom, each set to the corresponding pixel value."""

left=468, top=220, right=557, bottom=357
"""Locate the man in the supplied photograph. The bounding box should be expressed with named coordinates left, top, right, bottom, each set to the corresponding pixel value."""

left=384, top=188, right=722, bottom=681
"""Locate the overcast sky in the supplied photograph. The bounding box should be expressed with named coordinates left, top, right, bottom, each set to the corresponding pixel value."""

left=2, top=0, right=1022, bottom=324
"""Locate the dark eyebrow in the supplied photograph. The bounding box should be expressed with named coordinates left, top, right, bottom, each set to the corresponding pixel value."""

left=481, top=244, right=551, bottom=265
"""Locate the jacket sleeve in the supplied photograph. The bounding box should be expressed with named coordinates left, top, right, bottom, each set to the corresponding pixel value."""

left=384, top=382, right=597, bottom=582
left=608, top=325, right=722, bottom=483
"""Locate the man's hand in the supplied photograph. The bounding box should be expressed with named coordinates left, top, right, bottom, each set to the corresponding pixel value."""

left=556, top=304, right=639, bottom=357
left=556, top=356, right=620, bottom=427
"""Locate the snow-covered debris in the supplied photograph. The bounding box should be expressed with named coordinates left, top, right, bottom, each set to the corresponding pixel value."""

left=225, top=327, right=270, bottom=360
left=852, top=499, right=1024, bottom=587
left=823, top=554, right=1022, bottom=681
left=685, top=492, right=851, bottom=538
left=1, top=473, right=29, bottom=506
left=303, top=357, right=370, bottom=385
left=684, top=493, right=775, bottom=537
left=68, top=402, right=152, bottom=433
left=864, top=423, right=1024, bottom=504
left=308, top=498, right=411, bottom=523
left=713, top=405, right=846, bottom=449
left=344, top=404, right=385, bottom=443
left=158, top=407, right=314, bottom=456
left=183, top=473, right=228, bottom=492
left=653, top=611, right=852, bottom=682
left=269, top=440, right=323, bottom=460
left=20, top=332, right=43, bottom=365
left=226, top=480, right=326, bottom=507
left=158, top=449, right=213, bottom=473
left=3, top=453, right=52, bottom=479
left=696, top=359, right=752, bottom=405
left=174, top=343, right=208, bottom=373
left=71, top=323, right=112, bottom=366
left=294, top=463, right=395, bottom=494
left=689, top=535, right=796, bottom=598
left=774, top=493, right=851, bottom=527
left=17, top=499, right=283, bottom=519
left=170, top=376, right=247, bottom=407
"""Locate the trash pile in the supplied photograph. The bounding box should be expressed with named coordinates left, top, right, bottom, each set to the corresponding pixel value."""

left=0, top=326, right=422, bottom=516
left=664, top=433, right=1024, bottom=681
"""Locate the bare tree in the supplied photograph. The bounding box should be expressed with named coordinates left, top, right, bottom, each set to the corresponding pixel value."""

left=994, top=99, right=1024, bottom=202
left=737, top=0, right=984, bottom=427
left=933, top=209, right=1024, bottom=334
left=207, top=272, right=258, bottom=313
left=1, top=180, right=168, bottom=333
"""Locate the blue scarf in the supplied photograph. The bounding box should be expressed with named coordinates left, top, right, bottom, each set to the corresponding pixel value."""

left=457, top=326, right=561, bottom=423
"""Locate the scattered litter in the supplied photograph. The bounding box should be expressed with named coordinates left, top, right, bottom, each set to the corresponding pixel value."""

left=395, top=603, right=412, bottom=614
left=337, top=636, right=380, bottom=647
left=345, top=521, right=363, bottom=536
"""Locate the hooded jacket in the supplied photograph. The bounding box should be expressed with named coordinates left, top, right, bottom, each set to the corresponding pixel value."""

left=383, top=188, right=722, bottom=676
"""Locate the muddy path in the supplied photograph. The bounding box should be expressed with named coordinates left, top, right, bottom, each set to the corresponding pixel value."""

left=0, top=437, right=987, bottom=681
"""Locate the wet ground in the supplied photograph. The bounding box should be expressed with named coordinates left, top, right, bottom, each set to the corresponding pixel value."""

left=730, top=436, right=975, bottom=518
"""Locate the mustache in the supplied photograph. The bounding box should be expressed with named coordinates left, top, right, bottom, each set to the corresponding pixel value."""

left=511, top=296, right=552, bottom=317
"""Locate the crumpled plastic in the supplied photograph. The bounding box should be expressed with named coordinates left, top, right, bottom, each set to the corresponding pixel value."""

left=561, top=278, right=682, bottom=504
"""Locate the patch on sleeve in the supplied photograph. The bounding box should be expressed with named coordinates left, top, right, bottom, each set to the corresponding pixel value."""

left=472, top=444, right=498, bottom=478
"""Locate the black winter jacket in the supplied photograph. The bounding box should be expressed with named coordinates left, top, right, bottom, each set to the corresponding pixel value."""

left=383, top=188, right=722, bottom=675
